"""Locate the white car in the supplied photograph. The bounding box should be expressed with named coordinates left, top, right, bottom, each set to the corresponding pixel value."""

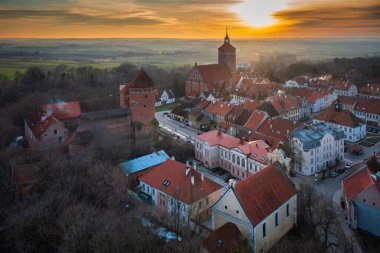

left=344, top=163, right=353, bottom=169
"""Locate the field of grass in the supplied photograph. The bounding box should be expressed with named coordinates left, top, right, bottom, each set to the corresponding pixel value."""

left=1, top=38, right=379, bottom=80
left=0, top=59, right=122, bottom=79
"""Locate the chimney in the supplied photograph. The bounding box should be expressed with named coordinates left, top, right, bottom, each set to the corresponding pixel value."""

left=191, top=176, right=195, bottom=185
left=217, top=129, right=222, bottom=136
left=171, top=156, right=175, bottom=160
left=228, top=179, right=237, bottom=188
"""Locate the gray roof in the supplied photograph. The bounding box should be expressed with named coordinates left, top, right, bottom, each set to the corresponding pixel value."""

left=292, top=122, right=345, bottom=150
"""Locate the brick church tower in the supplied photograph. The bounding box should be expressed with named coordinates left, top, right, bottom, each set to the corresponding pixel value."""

left=120, top=68, right=157, bottom=153
left=218, top=29, right=236, bottom=73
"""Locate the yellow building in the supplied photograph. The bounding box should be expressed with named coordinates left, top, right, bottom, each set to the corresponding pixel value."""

left=211, top=162, right=297, bottom=253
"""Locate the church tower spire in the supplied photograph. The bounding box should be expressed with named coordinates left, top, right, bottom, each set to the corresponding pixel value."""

left=218, top=27, right=236, bottom=73
left=224, top=26, right=230, bottom=44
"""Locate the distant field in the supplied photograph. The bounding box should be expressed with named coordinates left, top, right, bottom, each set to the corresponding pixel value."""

left=1, top=38, right=379, bottom=79
left=0, top=60, right=121, bottom=79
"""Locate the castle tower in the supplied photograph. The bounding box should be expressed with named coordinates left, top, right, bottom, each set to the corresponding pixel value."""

left=218, top=28, right=236, bottom=73
left=128, top=68, right=156, bottom=136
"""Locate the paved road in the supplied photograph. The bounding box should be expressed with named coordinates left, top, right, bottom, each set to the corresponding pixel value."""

left=345, top=141, right=380, bottom=163
left=156, top=111, right=200, bottom=141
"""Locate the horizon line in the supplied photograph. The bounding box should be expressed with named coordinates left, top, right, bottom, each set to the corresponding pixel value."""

left=1, top=37, right=379, bottom=41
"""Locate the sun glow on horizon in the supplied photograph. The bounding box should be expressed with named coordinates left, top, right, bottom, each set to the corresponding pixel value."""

left=231, top=0, right=291, bottom=28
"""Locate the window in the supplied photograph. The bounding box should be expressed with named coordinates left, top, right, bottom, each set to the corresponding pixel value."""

left=286, top=203, right=290, bottom=217
left=263, top=223, right=267, bottom=238
left=225, top=205, right=228, bottom=209
left=54, top=129, right=57, bottom=135
left=152, top=189, right=155, bottom=195
left=275, top=213, right=279, bottom=227
left=236, top=210, right=239, bottom=214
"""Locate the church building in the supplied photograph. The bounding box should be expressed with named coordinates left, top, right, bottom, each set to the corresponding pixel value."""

left=186, top=30, right=237, bottom=98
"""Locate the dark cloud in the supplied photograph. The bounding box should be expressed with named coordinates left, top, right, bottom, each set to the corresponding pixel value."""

left=274, top=3, right=380, bottom=28
left=0, top=9, right=165, bottom=26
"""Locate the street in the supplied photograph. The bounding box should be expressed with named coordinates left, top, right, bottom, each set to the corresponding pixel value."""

left=156, top=111, right=200, bottom=141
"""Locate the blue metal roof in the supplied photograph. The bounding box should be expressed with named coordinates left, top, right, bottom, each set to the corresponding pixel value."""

left=292, top=122, right=345, bottom=150
left=119, top=150, right=170, bottom=175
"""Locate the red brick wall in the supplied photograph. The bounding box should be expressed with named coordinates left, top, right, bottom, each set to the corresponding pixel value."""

left=129, top=87, right=155, bottom=124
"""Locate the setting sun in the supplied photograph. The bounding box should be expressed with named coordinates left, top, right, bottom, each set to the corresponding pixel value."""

left=231, top=0, right=291, bottom=28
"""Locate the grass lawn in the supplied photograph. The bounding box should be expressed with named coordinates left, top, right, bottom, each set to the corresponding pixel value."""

left=156, top=102, right=178, bottom=112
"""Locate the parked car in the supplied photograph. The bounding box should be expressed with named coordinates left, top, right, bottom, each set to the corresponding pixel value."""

left=179, top=124, right=186, bottom=128
left=337, top=167, right=345, bottom=174
left=344, top=163, right=353, bottom=169
left=330, top=171, right=339, bottom=178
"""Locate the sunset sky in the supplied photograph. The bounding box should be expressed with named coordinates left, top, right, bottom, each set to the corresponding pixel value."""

left=0, top=0, right=379, bottom=38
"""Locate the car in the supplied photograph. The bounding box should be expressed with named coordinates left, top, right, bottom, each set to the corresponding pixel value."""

left=179, top=124, right=185, bottom=128
left=337, top=167, right=345, bottom=174
left=163, top=112, right=169, bottom=115
left=330, top=171, right=339, bottom=178
left=344, top=163, right=353, bottom=169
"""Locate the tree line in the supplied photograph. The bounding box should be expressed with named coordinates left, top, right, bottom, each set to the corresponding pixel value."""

left=0, top=63, right=190, bottom=150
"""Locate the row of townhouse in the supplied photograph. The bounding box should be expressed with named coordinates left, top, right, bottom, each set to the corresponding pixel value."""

left=339, top=96, right=380, bottom=129
left=359, top=83, right=380, bottom=100
left=291, top=122, right=345, bottom=176
left=285, top=87, right=335, bottom=113
left=120, top=151, right=298, bottom=253
left=285, top=76, right=358, bottom=97
left=194, top=130, right=290, bottom=180
left=266, top=94, right=304, bottom=121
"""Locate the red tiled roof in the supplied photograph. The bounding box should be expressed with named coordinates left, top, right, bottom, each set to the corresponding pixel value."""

left=360, top=83, right=380, bottom=97
left=235, top=162, right=297, bottom=224
left=202, top=222, right=242, bottom=253
left=244, top=110, right=268, bottom=131
left=257, top=117, right=302, bottom=142
left=25, top=111, right=65, bottom=138
left=140, top=159, right=222, bottom=205
left=343, top=168, right=374, bottom=199
left=128, top=68, right=155, bottom=88
left=339, top=95, right=357, bottom=106
left=354, top=97, right=380, bottom=115
left=225, top=105, right=244, bottom=123
left=315, top=103, right=364, bottom=128
left=243, top=100, right=263, bottom=111
left=196, top=100, right=211, bottom=109
left=234, top=109, right=253, bottom=126
left=205, top=101, right=233, bottom=116
left=197, top=130, right=269, bottom=164
left=197, top=64, right=232, bottom=85
left=39, top=101, right=81, bottom=120
left=269, top=94, right=301, bottom=115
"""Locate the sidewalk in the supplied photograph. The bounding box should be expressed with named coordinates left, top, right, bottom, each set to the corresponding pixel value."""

left=332, top=189, right=363, bottom=253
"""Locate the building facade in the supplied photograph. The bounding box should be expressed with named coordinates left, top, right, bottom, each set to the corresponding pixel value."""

left=195, top=130, right=290, bottom=180
left=291, top=122, right=345, bottom=176
left=212, top=163, right=298, bottom=253
left=314, top=100, right=366, bottom=142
